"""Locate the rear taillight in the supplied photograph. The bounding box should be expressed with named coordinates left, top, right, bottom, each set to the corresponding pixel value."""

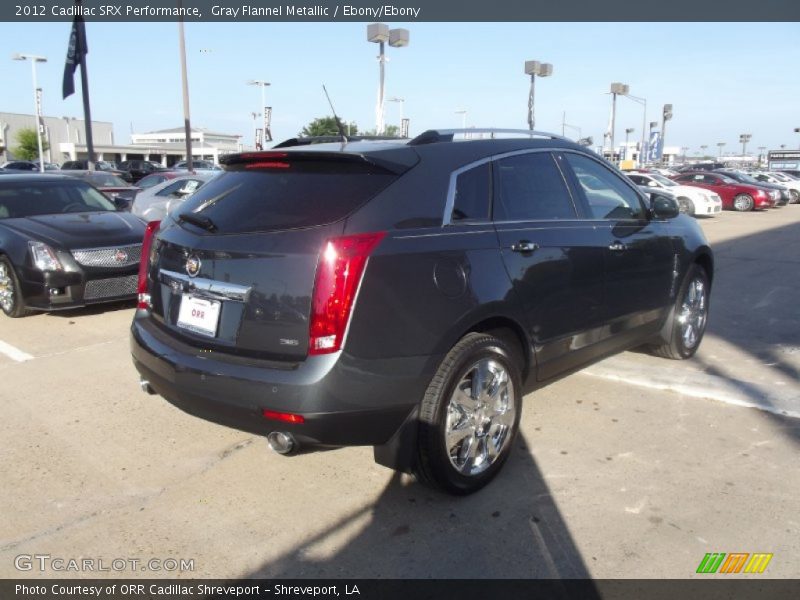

left=309, top=231, right=386, bottom=355
left=137, top=220, right=161, bottom=310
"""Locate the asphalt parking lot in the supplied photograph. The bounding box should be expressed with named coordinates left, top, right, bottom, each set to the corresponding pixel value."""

left=1, top=207, right=799, bottom=579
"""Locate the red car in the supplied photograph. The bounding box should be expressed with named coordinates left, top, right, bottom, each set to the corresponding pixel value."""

left=673, top=172, right=774, bottom=211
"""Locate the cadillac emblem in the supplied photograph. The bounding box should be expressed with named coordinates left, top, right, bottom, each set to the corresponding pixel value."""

left=113, top=249, right=129, bottom=264
left=185, top=255, right=201, bottom=277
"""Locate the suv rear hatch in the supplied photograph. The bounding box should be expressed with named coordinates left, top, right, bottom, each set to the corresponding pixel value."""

left=143, top=149, right=414, bottom=361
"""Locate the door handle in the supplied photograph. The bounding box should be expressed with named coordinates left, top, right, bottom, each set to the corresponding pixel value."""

left=511, top=241, right=540, bottom=253
left=608, top=241, right=627, bottom=252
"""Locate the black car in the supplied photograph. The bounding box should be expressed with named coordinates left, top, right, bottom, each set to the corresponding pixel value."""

left=118, top=160, right=166, bottom=183
left=714, top=169, right=789, bottom=206
left=0, top=174, right=147, bottom=317
left=131, top=129, right=713, bottom=495
left=2, top=160, right=39, bottom=172
left=61, top=160, right=134, bottom=183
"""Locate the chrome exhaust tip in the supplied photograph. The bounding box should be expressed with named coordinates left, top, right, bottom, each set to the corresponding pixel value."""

left=139, top=378, right=155, bottom=395
left=267, top=431, right=297, bottom=455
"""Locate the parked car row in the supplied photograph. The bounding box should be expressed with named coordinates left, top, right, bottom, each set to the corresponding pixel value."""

left=624, top=167, right=800, bottom=213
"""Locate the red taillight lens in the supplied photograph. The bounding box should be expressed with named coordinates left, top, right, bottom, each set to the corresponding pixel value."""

left=137, top=220, right=161, bottom=309
left=309, top=231, right=386, bottom=355
left=262, top=409, right=305, bottom=424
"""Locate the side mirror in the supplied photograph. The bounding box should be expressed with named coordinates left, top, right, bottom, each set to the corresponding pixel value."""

left=650, top=194, right=680, bottom=219
left=647, top=180, right=658, bottom=187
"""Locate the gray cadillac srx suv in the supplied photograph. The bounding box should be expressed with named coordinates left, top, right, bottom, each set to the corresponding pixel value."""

left=131, top=129, right=713, bottom=494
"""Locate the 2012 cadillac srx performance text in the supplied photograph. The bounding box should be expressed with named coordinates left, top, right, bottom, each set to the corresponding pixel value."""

left=130, top=129, right=713, bottom=495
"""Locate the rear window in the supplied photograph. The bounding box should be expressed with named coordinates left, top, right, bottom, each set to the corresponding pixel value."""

left=175, top=161, right=397, bottom=234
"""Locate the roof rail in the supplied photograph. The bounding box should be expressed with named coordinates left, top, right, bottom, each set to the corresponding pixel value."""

left=408, top=128, right=570, bottom=146
left=274, top=135, right=406, bottom=148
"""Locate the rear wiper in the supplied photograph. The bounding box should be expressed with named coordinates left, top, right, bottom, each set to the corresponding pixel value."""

left=177, top=212, right=217, bottom=232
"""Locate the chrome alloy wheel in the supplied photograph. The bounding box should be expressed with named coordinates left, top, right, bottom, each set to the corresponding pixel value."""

left=677, top=277, right=707, bottom=350
left=444, top=358, right=516, bottom=476
left=0, top=262, right=14, bottom=314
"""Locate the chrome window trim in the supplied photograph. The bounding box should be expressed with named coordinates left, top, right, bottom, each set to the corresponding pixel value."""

left=443, top=147, right=564, bottom=226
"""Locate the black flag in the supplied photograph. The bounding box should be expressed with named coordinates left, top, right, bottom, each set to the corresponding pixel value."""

left=62, top=15, right=87, bottom=99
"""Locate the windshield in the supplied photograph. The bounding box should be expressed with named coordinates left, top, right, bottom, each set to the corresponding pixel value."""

left=650, top=174, right=677, bottom=187
left=86, top=173, right=129, bottom=187
left=0, top=180, right=116, bottom=219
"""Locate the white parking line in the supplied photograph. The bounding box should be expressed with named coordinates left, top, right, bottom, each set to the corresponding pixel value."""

left=0, top=339, right=34, bottom=363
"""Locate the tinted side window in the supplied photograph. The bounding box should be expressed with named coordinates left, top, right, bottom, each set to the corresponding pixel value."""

left=564, top=153, right=645, bottom=220
left=452, top=163, right=490, bottom=222
left=627, top=174, right=647, bottom=185
left=493, top=152, right=576, bottom=221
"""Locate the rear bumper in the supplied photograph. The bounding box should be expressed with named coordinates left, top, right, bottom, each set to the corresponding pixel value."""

left=130, top=313, right=439, bottom=446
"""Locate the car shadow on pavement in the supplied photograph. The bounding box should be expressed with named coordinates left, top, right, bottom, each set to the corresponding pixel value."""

left=47, top=299, right=136, bottom=318
left=243, top=432, right=600, bottom=584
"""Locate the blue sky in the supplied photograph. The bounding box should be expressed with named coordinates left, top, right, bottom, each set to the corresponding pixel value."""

left=1, top=21, right=799, bottom=155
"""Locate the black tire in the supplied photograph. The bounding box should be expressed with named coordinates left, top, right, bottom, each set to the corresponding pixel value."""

left=790, top=190, right=799, bottom=204
left=651, top=264, right=709, bottom=360
left=676, top=196, right=695, bottom=216
left=0, top=257, right=30, bottom=318
left=413, top=332, right=522, bottom=495
left=733, top=193, right=754, bottom=212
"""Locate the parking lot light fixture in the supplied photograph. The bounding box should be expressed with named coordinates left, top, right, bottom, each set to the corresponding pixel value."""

left=794, top=127, right=800, bottom=149
left=455, top=109, right=467, bottom=129
left=525, top=61, right=553, bottom=131
left=624, top=127, right=634, bottom=160
left=608, top=83, right=629, bottom=162
left=368, top=23, right=409, bottom=135
left=717, top=142, right=726, bottom=158
left=739, top=133, right=752, bottom=158
left=12, top=52, right=47, bottom=172
left=387, top=97, right=405, bottom=134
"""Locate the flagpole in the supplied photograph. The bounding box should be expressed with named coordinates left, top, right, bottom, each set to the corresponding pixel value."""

left=75, top=0, right=95, bottom=169
left=177, top=0, right=193, bottom=172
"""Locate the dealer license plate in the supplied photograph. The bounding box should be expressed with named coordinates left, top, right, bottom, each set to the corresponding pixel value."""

left=177, top=295, right=221, bottom=337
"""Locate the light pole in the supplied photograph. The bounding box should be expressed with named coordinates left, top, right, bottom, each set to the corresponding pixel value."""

left=624, top=127, right=634, bottom=160
left=525, top=60, right=553, bottom=130
left=387, top=96, right=404, bottom=135
left=367, top=23, right=409, bottom=135
left=717, top=142, right=725, bottom=158
left=700, top=145, right=708, bottom=158
left=739, top=133, right=752, bottom=158
left=758, top=146, right=766, bottom=167
left=247, top=79, right=271, bottom=144
left=608, top=83, right=629, bottom=163
left=622, top=92, right=647, bottom=166
left=681, top=146, right=689, bottom=163
left=794, top=127, right=800, bottom=149
left=455, top=109, right=467, bottom=129
left=561, top=112, right=582, bottom=140
left=12, top=53, right=47, bottom=172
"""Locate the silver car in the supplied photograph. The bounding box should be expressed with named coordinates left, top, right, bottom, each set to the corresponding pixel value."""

left=131, top=172, right=219, bottom=222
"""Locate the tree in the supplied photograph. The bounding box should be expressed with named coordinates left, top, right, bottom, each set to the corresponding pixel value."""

left=12, top=127, right=49, bottom=161
left=300, top=116, right=358, bottom=137
left=361, top=125, right=401, bottom=137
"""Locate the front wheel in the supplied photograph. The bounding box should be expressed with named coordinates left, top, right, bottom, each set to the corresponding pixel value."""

left=414, top=332, right=522, bottom=495
left=651, top=264, right=709, bottom=360
left=733, top=193, right=754, bottom=212
left=790, top=189, right=799, bottom=204
left=0, top=258, right=30, bottom=318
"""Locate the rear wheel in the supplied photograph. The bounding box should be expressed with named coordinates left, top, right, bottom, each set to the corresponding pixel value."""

left=414, top=332, right=522, bottom=495
left=651, top=264, right=709, bottom=360
left=676, top=196, right=695, bottom=216
left=0, top=258, right=30, bottom=318
left=733, top=193, right=754, bottom=212
left=790, top=189, right=799, bottom=204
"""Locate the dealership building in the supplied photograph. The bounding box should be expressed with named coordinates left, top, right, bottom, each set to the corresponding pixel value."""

left=1, top=112, right=242, bottom=166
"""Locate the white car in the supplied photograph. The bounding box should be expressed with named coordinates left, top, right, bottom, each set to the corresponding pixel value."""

left=752, top=171, right=800, bottom=204
left=626, top=171, right=722, bottom=216
left=131, top=172, right=219, bottom=222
